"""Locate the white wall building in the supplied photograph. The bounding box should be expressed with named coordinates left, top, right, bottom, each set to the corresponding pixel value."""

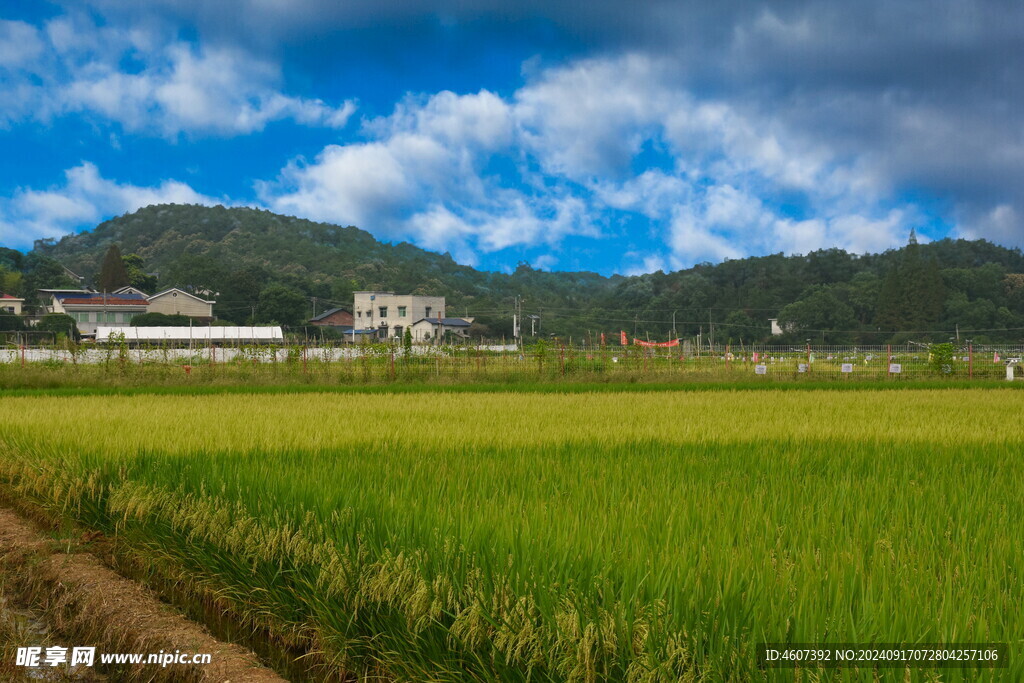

left=409, top=317, right=473, bottom=342
left=42, top=289, right=149, bottom=336
left=352, top=291, right=445, bottom=339
left=147, top=288, right=216, bottom=320
left=1, top=294, right=23, bottom=315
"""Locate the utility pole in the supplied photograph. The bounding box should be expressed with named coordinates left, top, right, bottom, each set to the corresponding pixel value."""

left=672, top=310, right=677, bottom=340
left=513, top=296, right=522, bottom=345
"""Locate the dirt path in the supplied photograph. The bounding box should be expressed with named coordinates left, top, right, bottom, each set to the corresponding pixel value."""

left=0, top=506, right=287, bottom=682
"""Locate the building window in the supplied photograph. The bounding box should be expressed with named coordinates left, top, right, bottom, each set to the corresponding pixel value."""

left=357, top=311, right=362, bottom=318
left=398, top=306, right=407, bottom=317
left=425, top=306, right=431, bottom=317
left=379, top=306, right=388, bottom=317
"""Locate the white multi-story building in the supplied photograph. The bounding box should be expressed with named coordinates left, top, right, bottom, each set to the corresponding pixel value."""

left=352, top=291, right=445, bottom=339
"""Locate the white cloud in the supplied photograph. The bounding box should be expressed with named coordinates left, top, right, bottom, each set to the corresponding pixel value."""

left=0, top=20, right=45, bottom=68
left=770, top=217, right=828, bottom=255
left=532, top=254, right=558, bottom=270
left=668, top=206, right=744, bottom=265
left=373, top=89, right=513, bottom=150
left=0, top=15, right=355, bottom=136
left=0, top=163, right=223, bottom=247
left=592, top=170, right=689, bottom=218
left=623, top=253, right=669, bottom=276
left=956, top=203, right=1018, bottom=244
left=262, top=88, right=598, bottom=262
left=514, top=54, right=677, bottom=179
left=258, top=53, right=930, bottom=269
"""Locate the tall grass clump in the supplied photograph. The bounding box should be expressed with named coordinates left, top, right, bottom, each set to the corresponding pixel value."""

left=0, top=389, right=1021, bottom=680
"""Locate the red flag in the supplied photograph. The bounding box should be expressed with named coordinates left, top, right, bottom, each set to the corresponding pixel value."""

left=620, top=331, right=628, bottom=345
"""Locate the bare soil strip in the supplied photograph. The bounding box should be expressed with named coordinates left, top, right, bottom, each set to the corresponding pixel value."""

left=0, top=506, right=286, bottom=683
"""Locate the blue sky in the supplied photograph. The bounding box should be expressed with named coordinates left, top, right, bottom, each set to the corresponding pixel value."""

left=1, top=1, right=1022, bottom=275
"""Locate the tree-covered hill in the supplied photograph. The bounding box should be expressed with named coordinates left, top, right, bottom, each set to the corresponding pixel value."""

left=8, top=203, right=1024, bottom=343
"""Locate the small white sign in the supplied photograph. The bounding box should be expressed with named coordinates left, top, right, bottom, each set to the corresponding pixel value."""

left=889, top=363, right=902, bottom=373
left=755, top=364, right=767, bottom=375
left=841, top=363, right=853, bottom=373
left=797, top=363, right=807, bottom=373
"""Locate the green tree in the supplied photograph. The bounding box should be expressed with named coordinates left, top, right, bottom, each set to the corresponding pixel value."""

left=874, top=232, right=945, bottom=337
left=256, top=284, right=306, bottom=325
left=122, top=253, right=158, bottom=292
left=778, top=286, right=858, bottom=343
left=720, top=311, right=764, bottom=343
left=402, top=327, right=413, bottom=357
left=36, top=313, right=79, bottom=340
left=0, top=266, right=23, bottom=296
left=97, top=244, right=131, bottom=292
left=0, top=312, right=23, bottom=331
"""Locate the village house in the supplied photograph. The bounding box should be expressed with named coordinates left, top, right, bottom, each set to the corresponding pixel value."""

left=352, top=291, right=445, bottom=340
left=41, top=289, right=149, bottom=336
left=309, top=307, right=354, bottom=331
left=1, top=294, right=23, bottom=315
left=410, top=317, right=474, bottom=342
left=146, top=288, right=216, bottom=321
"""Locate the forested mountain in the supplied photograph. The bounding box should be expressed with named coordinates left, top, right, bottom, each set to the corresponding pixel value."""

left=6, top=203, right=1024, bottom=343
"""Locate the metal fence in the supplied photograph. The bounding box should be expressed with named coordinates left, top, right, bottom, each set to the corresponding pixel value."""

left=1, top=340, right=1022, bottom=382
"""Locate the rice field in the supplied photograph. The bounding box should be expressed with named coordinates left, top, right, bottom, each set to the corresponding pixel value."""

left=1, top=387, right=1022, bottom=681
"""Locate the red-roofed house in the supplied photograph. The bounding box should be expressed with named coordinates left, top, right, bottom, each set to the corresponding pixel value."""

left=41, top=289, right=149, bottom=336
left=1, top=294, right=23, bottom=315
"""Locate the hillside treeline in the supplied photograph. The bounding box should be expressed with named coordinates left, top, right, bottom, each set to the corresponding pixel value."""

left=4, top=204, right=1024, bottom=343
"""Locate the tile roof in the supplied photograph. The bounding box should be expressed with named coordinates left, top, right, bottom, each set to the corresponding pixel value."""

left=414, top=317, right=472, bottom=326
left=56, top=292, right=149, bottom=306
left=309, top=307, right=351, bottom=322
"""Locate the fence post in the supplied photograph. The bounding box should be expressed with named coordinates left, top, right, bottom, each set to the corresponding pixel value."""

left=968, top=342, right=973, bottom=380
left=886, top=344, right=891, bottom=379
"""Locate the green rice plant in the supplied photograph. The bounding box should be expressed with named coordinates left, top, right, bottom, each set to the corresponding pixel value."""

left=0, top=389, right=1022, bottom=680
